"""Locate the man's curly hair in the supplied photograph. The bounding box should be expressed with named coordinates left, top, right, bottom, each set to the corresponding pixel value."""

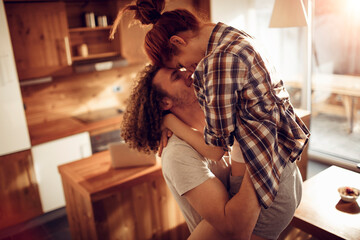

left=121, top=64, right=168, bottom=154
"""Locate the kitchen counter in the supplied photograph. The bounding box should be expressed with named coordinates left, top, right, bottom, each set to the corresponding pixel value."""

left=58, top=150, right=163, bottom=201
left=58, top=151, right=189, bottom=240
left=23, top=62, right=150, bottom=147
left=28, top=114, right=123, bottom=146
left=29, top=108, right=309, bottom=147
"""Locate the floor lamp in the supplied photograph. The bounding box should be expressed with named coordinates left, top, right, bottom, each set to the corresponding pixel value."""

left=269, top=0, right=312, bottom=111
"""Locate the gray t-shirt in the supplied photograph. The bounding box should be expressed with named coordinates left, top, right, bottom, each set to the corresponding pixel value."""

left=162, top=136, right=302, bottom=239
left=161, top=135, right=231, bottom=232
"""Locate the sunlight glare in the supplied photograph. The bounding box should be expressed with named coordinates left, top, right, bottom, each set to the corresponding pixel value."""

left=346, top=0, right=360, bottom=13
left=345, top=0, right=360, bottom=25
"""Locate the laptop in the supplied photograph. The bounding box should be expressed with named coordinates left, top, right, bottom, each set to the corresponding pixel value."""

left=108, top=141, right=157, bottom=168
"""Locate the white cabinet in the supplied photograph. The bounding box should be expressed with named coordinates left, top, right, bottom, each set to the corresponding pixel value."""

left=0, top=0, right=30, bottom=156
left=31, top=132, right=92, bottom=213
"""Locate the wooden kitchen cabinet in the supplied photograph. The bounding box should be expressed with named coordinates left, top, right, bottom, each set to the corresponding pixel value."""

left=5, top=2, right=72, bottom=81
left=0, top=150, right=42, bottom=230
left=68, top=27, right=120, bottom=62
left=4, top=0, right=209, bottom=80
left=59, top=151, right=189, bottom=240
left=65, top=0, right=151, bottom=65
left=65, top=0, right=122, bottom=64
left=66, top=0, right=210, bottom=65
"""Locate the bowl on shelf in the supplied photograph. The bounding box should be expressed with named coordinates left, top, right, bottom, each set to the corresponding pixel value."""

left=338, top=186, right=360, bottom=203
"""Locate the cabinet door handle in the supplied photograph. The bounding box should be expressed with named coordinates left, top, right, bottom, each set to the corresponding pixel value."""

left=64, top=36, right=72, bottom=66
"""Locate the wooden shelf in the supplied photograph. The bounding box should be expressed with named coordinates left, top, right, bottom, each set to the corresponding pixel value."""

left=72, top=52, right=120, bottom=62
left=69, top=26, right=112, bottom=33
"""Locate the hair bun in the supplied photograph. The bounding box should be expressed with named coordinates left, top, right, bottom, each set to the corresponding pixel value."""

left=135, top=0, right=165, bottom=24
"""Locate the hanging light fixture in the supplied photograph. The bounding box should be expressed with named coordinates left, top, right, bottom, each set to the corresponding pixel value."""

left=269, top=0, right=308, bottom=28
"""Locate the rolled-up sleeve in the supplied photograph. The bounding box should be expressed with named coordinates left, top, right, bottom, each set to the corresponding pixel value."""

left=201, top=52, right=246, bottom=149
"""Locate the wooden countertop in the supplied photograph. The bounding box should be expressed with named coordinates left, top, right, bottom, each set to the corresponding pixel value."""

left=292, top=166, right=360, bottom=239
left=29, top=109, right=309, bottom=146
left=58, top=150, right=162, bottom=201
left=28, top=114, right=123, bottom=146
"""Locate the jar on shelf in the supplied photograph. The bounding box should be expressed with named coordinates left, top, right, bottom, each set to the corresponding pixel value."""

left=77, top=44, right=89, bottom=57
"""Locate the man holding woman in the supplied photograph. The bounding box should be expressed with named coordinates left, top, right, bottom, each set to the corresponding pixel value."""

left=121, top=65, right=302, bottom=239
left=116, top=0, right=309, bottom=239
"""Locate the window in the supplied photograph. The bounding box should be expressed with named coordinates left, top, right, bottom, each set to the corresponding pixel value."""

left=211, top=0, right=360, bottom=168
left=310, top=0, right=360, bottom=164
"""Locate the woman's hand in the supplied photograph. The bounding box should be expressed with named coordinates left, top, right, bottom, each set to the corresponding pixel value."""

left=158, top=114, right=176, bottom=157
left=158, top=128, right=173, bottom=157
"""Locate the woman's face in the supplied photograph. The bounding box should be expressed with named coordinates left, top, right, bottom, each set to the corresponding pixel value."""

left=165, top=36, right=204, bottom=73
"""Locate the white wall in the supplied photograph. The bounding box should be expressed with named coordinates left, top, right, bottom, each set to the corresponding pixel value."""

left=0, top=0, right=31, bottom=156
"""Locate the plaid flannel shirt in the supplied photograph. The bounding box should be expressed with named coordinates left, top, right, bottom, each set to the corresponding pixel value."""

left=193, top=23, right=310, bottom=208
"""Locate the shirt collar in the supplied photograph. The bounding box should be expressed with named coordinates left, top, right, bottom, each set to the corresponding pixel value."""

left=205, top=22, right=229, bottom=56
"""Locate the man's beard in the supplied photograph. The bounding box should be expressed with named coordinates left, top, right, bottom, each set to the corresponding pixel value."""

left=170, top=91, right=198, bottom=109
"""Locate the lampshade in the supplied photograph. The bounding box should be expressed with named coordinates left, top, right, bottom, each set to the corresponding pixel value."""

left=269, top=0, right=308, bottom=28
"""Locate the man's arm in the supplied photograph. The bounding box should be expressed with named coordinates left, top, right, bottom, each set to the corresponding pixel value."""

left=188, top=220, right=224, bottom=240
left=190, top=219, right=265, bottom=240
left=162, top=134, right=260, bottom=239
left=184, top=169, right=261, bottom=240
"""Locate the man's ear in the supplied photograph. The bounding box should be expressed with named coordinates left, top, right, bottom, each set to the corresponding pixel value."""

left=170, top=35, right=187, bottom=47
left=160, top=97, right=173, bottom=110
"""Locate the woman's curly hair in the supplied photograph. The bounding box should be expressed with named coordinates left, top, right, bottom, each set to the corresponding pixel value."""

left=120, top=64, right=168, bottom=154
